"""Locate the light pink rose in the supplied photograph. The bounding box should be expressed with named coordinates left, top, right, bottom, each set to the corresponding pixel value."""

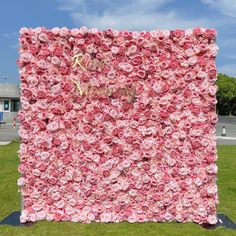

left=36, top=210, right=46, bottom=220
left=209, top=85, right=218, bottom=96
left=207, top=215, right=218, bottom=225
left=111, top=46, right=119, bottom=54
left=51, top=27, right=60, bottom=35
left=152, top=82, right=162, bottom=93
left=207, top=184, right=218, bottom=195
left=59, top=27, right=69, bottom=37
left=17, top=177, right=25, bottom=186
left=37, top=60, right=47, bottom=69
left=100, top=212, right=113, bottom=222
left=51, top=56, right=61, bottom=65
left=206, top=164, right=218, bottom=174
left=20, top=210, right=28, bottom=223
left=38, top=33, right=49, bottom=42
left=119, top=62, right=133, bottom=73
left=39, top=151, right=50, bottom=160
left=47, top=121, right=59, bottom=131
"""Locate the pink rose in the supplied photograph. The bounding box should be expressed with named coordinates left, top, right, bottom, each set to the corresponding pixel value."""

left=208, top=67, right=217, bottom=78
left=119, top=62, right=133, bottom=73
left=38, top=32, right=49, bottom=42
left=173, top=29, right=185, bottom=39
left=37, top=60, right=47, bottom=69
left=59, top=27, right=69, bottom=37
left=207, top=184, right=218, bottom=195
left=137, top=70, right=146, bottom=78
left=131, top=55, right=142, bottom=65
left=17, top=177, right=25, bottom=186
left=54, top=47, right=63, bottom=56
left=51, top=27, right=60, bottom=35
left=47, top=121, right=59, bottom=131
left=36, top=210, right=46, bottom=220
left=51, top=56, right=61, bottom=65
left=206, top=164, right=218, bottom=174
left=100, top=212, right=113, bottom=222
left=207, top=215, right=218, bottom=225
left=20, top=210, right=28, bottom=223
left=111, top=46, right=119, bottom=54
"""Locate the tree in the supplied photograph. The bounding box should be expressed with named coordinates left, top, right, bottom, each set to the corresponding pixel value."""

left=216, top=73, right=236, bottom=116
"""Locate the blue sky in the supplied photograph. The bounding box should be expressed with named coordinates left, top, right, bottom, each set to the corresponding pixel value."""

left=0, top=0, right=236, bottom=84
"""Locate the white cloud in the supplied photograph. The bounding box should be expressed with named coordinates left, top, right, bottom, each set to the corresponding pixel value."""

left=10, top=43, right=19, bottom=49
left=56, top=0, right=211, bottom=30
left=218, top=63, right=236, bottom=77
left=223, top=55, right=236, bottom=60
left=220, top=38, right=236, bottom=47
left=202, top=0, right=236, bottom=18
left=3, top=33, right=10, bottom=38
left=3, top=32, right=17, bottom=38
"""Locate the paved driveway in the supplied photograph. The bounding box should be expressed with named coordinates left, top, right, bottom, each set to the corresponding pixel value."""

left=217, top=116, right=236, bottom=145
left=0, top=124, right=19, bottom=143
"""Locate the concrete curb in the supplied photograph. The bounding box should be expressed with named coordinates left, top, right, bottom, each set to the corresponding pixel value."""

left=217, top=136, right=236, bottom=140
left=0, top=141, right=11, bottom=145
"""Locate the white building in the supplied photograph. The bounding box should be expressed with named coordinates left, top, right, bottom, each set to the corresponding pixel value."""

left=0, top=84, right=20, bottom=122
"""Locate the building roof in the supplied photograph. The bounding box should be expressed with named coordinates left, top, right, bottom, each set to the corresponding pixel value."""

left=0, top=84, right=21, bottom=99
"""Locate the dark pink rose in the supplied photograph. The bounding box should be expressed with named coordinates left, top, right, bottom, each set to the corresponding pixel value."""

left=122, top=102, right=133, bottom=112
left=18, top=164, right=27, bottom=174
left=51, top=107, right=65, bottom=115
left=204, top=29, right=217, bottom=39
left=83, top=125, right=92, bottom=134
left=54, top=47, right=63, bottom=56
left=29, top=45, right=38, bottom=54
left=39, top=163, right=47, bottom=171
left=112, top=144, right=123, bottom=155
left=22, top=89, right=32, bottom=99
left=125, top=136, right=135, bottom=144
left=157, top=184, right=164, bottom=191
left=143, top=163, right=150, bottom=170
left=62, top=82, right=74, bottom=92
left=183, top=88, right=191, bottom=98
left=193, top=27, right=202, bottom=36
left=64, top=102, right=73, bottom=111
left=173, top=29, right=185, bottom=38
left=131, top=55, right=142, bottom=66
left=46, top=31, right=55, bottom=40
left=103, top=170, right=110, bottom=177
left=82, top=141, right=91, bottom=150
left=112, top=127, right=123, bottom=136
left=53, top=138, right=61, bottom=146
left=38, top=121, right=46, bottom=130
left=42, top=48, right=51, bottom=56
left=137, top=70, right=146, bottom=78
left=208, top=67, right=217, bottom=78
left=192, top=140, right=202, bottom=149
left=86, top=112, right=95, bottom=122
left=48, top=177, right=57, bottom=185
left=37, top=90, right=47, bottom=99
left=54, top=213, right=63, bottom=222
left=60, top=66, right=69, bottom=75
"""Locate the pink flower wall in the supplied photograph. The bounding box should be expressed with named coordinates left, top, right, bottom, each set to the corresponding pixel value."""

left=17, top=27, right=219, bottom=224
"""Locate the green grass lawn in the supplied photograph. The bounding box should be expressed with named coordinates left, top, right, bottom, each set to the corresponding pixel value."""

left=0, top=141, right=236, bottom=236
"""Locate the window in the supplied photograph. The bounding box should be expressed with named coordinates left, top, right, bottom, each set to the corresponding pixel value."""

left=4, top=100, right=9, bottom=111
left=0, top=100, right=3, bottom=111
left=11, top=100, right=20, bottom=112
